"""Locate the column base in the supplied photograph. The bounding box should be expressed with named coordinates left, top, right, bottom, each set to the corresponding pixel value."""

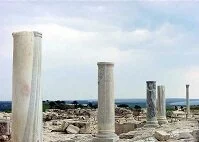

left=157, top=117, right=168, bottom=125
left=144, top=120, right=159, bottom=128
left=93, top=132, right=119, bottom=142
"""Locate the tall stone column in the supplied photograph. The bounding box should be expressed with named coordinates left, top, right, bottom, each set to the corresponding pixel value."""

left=144, top=81, right=159, bottom=128
left=93, top=62, right=119, bottom=142
left=12, top=31, right=42, bottom=142
left=157, top=85, right=168, bottom=125
left=186, top=84, right=190, bottom=117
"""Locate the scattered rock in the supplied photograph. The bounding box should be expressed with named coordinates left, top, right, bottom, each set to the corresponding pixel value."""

left=0, top=119, right=10, bottom=136
left=177, top=132, right=194, bottom=140
left=61, top=121, right=69, bottom=131
left=52, top=120, right=58, bottom=125
left=116, top=121, right=143, bottom=134
left=119, top=131, right=136, bottom=139
left=191, top=129, right=199, bottom=141
left=66, top=124, right=80, bottom=134
left=0, top=135, right=9, bottom=141
left=154, top=130, right=170, bottom=141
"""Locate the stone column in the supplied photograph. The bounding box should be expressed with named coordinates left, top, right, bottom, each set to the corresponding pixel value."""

left=144, top=81, right=159, bottom=128
left=12, top=31, right=42, bottom=142
left=186, top=84, right=190, bottom=117
left=93, top=62, right=119, bottom=142
left=157, top=85, right=168, bottom=125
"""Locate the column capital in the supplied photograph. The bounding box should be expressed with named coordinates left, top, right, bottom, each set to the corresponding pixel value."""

left=12, top=31, right=42, bottom=38
left=146, top=81, right=156, bottom=83
left=157, top=85, right=165, bottom=87
left=97, top=62, right=114, bottom=66
left=186, top=84, right=190, bottom=88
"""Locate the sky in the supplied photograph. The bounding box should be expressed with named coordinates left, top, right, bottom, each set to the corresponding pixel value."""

left=0, top=1, right=199, bottom=101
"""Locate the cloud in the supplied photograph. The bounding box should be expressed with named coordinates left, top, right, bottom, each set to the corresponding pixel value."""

left=5, top=23, right=153, bottom=69
left=1, top=2, right=199, bottom=100
left=3, top=19, right=196, bottom=72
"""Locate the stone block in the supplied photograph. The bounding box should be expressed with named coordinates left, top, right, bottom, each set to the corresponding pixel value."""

left=61, top=121, right=69, bottom=131
left=191, top=129, right=199, bottom=141
left=93, top=137, right=119, bottom=142
left=73, top=122, right=91, bottom=134
left=66, top=124, right=80, bottom=134
left=0, top=135, right=9, bottom=141
left=119, top=131, right=136, bottom=139
left=154, top=130, right=170, bottom=141
left=177, top=132, right=194, bottom=140
left=0, top=119, right=10, bottom=136
left=115, top=122, right=140, bottom=134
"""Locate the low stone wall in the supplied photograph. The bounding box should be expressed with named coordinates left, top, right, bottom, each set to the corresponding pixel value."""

left=115, top=122, right=144, bottom=134
left=0, top=119, right=10, bottom=142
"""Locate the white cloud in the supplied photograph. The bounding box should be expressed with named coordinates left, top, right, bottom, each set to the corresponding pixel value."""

left=6, top=23, right=154, bottom=69
left=1, top=13, right=199, bottom=100
left=3, top=20, right=192, bottom=71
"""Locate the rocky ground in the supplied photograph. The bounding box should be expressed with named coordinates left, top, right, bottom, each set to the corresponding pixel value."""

left=0, top=108, right=199, bottom=142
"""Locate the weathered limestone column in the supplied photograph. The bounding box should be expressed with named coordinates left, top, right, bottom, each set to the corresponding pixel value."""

left=12, top=31, right=42, bottom=142
left=144, top=81, right=159, bottom=128
left=157, top=85, right=168, bottom=125
left=93, top=62, right=119, bottom=142
left=186, top=84, right=190, bottom=117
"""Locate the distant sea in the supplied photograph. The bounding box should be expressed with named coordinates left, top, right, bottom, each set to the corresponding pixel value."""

left=1, top=98, right=199, bottom=112
left=0, top=101, right=12, bottom=112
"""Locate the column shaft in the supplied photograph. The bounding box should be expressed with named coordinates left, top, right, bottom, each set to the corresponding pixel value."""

left=186, top=84, right=190, bottom=117
left=144, top=81, right=159, bottom=127
left=94, top=62, right=118, bottom=142
left=157, top=85, right=168, bottom=125
left=12, top=31, right=42, bottom=142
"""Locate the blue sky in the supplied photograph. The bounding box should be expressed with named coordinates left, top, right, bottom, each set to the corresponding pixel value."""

left=0, top=1, right=199, bottom=101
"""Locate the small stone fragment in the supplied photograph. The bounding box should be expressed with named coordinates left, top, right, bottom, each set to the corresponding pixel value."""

left=66, top=124, right=80, bottom=134
left=154, top=130, right=170, bottom=141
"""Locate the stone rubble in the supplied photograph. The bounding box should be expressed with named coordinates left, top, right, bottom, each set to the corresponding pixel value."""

left=1, top=108, right=199, bottom=142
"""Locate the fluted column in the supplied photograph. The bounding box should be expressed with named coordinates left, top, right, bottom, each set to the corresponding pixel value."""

left=144, top=81, right=159, bottom=128
left=93, top=62, right=119, bottom=142
left=12, top=31, right=42, bottom=142
left=157, top=85, right=168, bottom=125
left=186, top=84, right=190, bottom=117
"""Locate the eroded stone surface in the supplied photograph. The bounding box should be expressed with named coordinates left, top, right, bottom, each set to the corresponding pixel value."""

left=95, top=62, right=119, bottom=141
left=154, top=130, right=170, bottom=141
left=145, top=81, right=159, bottom=128
left=66, top=124, right=80, bottom=134
left=157, top=86, right=168, bottom=125
left=0, top=120, right=10, bottom=136
left=12, top=31, right=42, bottom=142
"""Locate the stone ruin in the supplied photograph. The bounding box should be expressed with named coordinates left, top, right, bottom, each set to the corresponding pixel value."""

left=0, top=31, right=199, bottom=142
left=0, top=119, right=10, bottom=142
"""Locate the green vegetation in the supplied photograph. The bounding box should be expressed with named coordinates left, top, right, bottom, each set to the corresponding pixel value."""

left=166, top=106, right=175, bottom=111
left=190, top=105, right=199, bottom=110
left=117, top=104, right=129, bottom=108
left=4, top=109, right=11, bottom=113
left=43, top=101, right=50, bottom=112
left=42, top=100, right=98, bottom=112
left=133, top=105, right=142, bottom=116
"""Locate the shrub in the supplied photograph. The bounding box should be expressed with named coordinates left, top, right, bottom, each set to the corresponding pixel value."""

left=118, top=104, right=129, bottom=108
